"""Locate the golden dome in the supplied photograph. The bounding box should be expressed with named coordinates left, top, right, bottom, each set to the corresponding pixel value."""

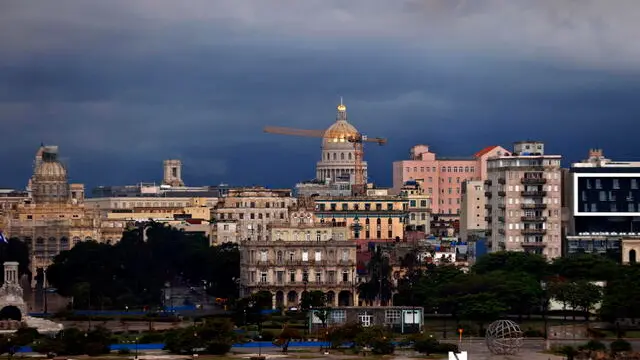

left=35, top=161, right=67, bottom=180
left=323, top=100, right=359, bottom=143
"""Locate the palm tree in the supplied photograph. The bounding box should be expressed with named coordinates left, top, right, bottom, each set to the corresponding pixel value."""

left=358, top=247, right=394, bottom=306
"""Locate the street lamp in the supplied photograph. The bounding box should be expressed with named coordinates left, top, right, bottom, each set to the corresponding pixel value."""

left=541, top=281, right=549, bottom=341
left=302, top=276, right=309, bottom=336
left=134, top=337, right=139, bottom=360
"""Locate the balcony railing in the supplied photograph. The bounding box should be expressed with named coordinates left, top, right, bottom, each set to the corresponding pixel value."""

left=521, top=216, right=547, bottom=222
left=521, top=191, right=547, bottom=197
left=484, top=180, right=492, bottom=186
left=498, top=178, right=506, bottom=184
left=521, top=228, right=547, bottom=235
left=497, top=191, right=506, bottom=197
left=521, top=241, right=547, bottom=247
left=521, top=178, right=547, bottom=185
left=485, top=191, right=492, bottom=198
left=521, top=203, right=547, bottom=210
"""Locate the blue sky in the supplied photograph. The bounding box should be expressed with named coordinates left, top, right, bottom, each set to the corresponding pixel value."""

left=2, top=0, right=640, bottom=190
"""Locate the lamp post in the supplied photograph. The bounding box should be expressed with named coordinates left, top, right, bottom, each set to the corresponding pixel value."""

left=302, top=276, right=309, bottom=337
left=134, top=337, right=139, bottom=360
left=541, top=281, right=549, bottom=348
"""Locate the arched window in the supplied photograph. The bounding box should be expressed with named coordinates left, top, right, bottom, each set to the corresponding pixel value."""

left=333, top=153, right=337, bottom=160
left=348, top=153, right=352, bottom=160
left=341, top=153, right=345, bottom=160
left=630, top=249, right=637, bottom=264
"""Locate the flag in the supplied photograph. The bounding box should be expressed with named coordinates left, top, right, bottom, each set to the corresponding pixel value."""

left=0, top=231, right=7, bottom=244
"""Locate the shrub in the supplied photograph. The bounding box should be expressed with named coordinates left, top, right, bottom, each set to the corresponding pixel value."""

left=138, top=331, right=166, bottom=344
left=414, top=338, right=439, bottom=354
left=371, top=338, right=394, bottom=355
left=85, top=342, right=109, bottom=356
left=610, top=338, right=632, bottom=353
left=206, top=341, right=232, bottom=355
left=578, top=340, right=606, bottom=352
left=414, top=337, right=458, bottom=355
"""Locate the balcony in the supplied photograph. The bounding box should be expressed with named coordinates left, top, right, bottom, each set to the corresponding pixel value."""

left=498, top=203, right=506, bottom=209
left=521, top=241, right=546, bottom=248
left=485, top=204, right=492, bottom=210
left=521, top=191, right=547, bottom=197
left=521, top=228, right=547, bottom=235
left=498, top=229, right=505, bottom=235
left=484, top=180, right=492, bottom=186
left=521, top=203, right=547, bottom=210
left=485, top=191, right=492, bottom=198
left=498, top=216, right=505, bottom=222
left=521, top=216, right=547, bottom=222
left=497, top=191, right=506, bottom=197
left=498, top=178, right=506, bottom=185
left=521, top=177, right=547, bottom=185
left=484, top=216, right=492, bottom=222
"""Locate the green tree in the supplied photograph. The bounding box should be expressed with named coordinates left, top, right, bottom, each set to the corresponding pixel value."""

left=472, top=251, right=548, bottom=281
left=46, top=222, right=240, bottom=309
left=550, top=254, right=618, bottom=282
left=600, top=265, right=640, bottom=331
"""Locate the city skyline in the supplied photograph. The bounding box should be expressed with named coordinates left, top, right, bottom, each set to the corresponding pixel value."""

left=2, top=1, right=640, bottom=190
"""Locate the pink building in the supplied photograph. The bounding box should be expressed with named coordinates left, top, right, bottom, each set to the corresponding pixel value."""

left=392, top=144, right=509, bottom=216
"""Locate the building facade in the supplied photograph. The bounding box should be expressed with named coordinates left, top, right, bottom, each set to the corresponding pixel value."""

left=485, top=141, right=562, bottom=258
left=239, top=206, right=357, bottom=309
left=563, top=149, right=640, bottom=258
left=459, top=180, right=487, bottom=241
left=313, top=196, right=409, bottom=247
left=213, top=187, right=296, bottom=242
left=398, top=181, right=431, bottom=234
left=392, top=144, right=508, bottom=216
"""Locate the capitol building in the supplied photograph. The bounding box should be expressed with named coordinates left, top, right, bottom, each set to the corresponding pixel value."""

left=315, top=101, right=368, bottom=183
left=3, top=145, right=122, bottom=277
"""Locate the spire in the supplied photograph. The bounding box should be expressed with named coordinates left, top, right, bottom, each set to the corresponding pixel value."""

left=336, top=97, right=347, bottom=121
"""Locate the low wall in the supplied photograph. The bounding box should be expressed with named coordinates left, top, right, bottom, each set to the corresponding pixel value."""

left=16, top=341, right=334, bottom=353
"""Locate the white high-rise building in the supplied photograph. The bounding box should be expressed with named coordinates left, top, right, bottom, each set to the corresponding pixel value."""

left=485, top=141, right=562, bottom=259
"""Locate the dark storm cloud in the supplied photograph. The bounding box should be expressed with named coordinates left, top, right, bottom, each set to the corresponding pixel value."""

left=1, top=0, right=640, bottom=189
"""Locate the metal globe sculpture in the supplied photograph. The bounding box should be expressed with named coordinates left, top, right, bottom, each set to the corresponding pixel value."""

left=485, top=319, right=524, bottom=355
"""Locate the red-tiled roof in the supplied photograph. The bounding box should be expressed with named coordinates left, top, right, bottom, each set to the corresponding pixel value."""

left=474, top=145, right=499, bottom=158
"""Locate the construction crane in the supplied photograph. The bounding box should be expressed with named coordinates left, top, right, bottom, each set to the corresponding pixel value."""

left=264, top=101, right=386, bottom=196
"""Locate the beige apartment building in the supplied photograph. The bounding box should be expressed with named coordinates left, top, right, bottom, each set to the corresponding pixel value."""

left=398, top=181, right=431, bottom=234
left=459, top=180, right=487, bottom=241
left=485, top=141, right=562, bottom=258
left=213, top=187, right=296, bottom=243
left=239, top=206, right=357, bottom=309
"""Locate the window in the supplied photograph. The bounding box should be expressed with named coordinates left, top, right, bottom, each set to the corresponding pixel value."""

left=260, top=251, right=267, bottom=262
left=613, top=179, right=620, bottom=189
left=302, top=271, right=309, bottom=283
left=260, top=272, right=267, bottom=283
left=276, top=271, right=284, bottom=284
left=342, top=271, right=349, bottom=282
left=289, top=271, right=295, bottom=283
left=315, top=250, right=322, bottom=261
left=277, top=251, right=283, bottom=263
left=359, top=312, right=372, bottom=327
left=315, top=271, right=321, bottom=283
left=302, top=250, right=309, bottom=261
left=385, top=309, right=401, bottom=324
left=342, top=249, right=349, bottom=261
